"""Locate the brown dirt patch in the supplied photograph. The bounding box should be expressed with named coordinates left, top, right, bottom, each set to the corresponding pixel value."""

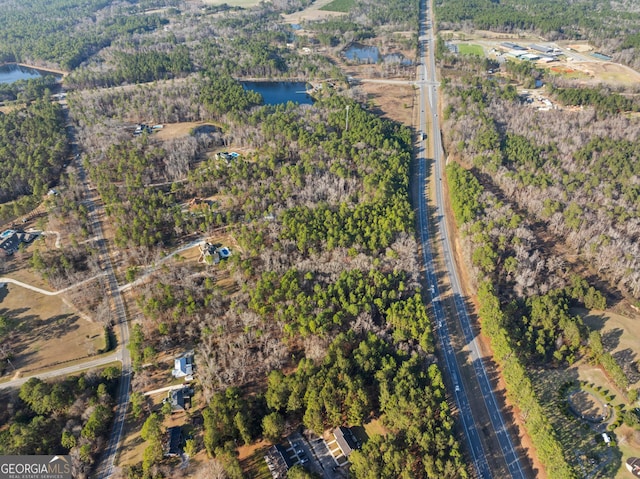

left=0, top=281, right=104, bottom=376
left=360, top=82, right=415, bottom=126
left=567, top=43, right=594, bottom=53
left=153, top=122, right=219, bottom=141
left=571, top=61, right=640, bottom=86
left=238, top=439, right=270, bottom=461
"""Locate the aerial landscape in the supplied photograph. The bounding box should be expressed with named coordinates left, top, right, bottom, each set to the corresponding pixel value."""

left=0, top=0, right=639, bottom=478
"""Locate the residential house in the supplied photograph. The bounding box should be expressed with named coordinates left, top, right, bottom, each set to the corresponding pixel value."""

left=172, top=351, right=194, bottom=378
left=164, top=426, right=183, bottom=457
left=0, top=230, right=38, bottom=256
left=333, top=426, right=360, bottom=457
left=168, top=386, right=193, bottom=412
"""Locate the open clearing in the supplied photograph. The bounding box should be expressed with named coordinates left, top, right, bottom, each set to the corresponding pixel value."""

left=457, top=44, right=484, bottom=56
left=359, top=82, right=415, bottom=126
left=153, top=121, right=219, bottom=141
left=568, top=61, right=640, bottom=85
left=578, top=308, right=640, bottom=389
left=0, top=280, right=104, bottom=376
left=281, top=0, right=347, bottom=24
left=320, top=0, right=355, bottom=13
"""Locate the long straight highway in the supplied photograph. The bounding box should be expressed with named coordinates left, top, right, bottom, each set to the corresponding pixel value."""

left=415, top=0, right=528, bottom=477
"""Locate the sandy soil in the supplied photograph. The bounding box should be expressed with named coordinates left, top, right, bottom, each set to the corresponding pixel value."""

left=566, top=43, right=594, bottom=53
left=16, top=63, right=68, bottom=77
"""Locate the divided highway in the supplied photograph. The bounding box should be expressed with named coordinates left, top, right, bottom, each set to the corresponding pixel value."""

left=416, top=0, right=527, bottom=478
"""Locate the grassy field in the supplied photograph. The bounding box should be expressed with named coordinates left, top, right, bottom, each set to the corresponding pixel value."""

left=577, top=308, right=640, bottom=391
left=319, top=0, right=355, bottom=13
left=0, top=277, right=104, bottom=376
left=458, top=44, right=484, bottom=56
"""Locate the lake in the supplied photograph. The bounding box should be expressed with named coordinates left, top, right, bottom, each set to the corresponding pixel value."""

left=242, top=81, right=313, bottom=106
left=0, top=64, right=62, bottom=84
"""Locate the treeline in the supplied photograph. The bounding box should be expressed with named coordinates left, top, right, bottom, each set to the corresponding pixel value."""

left=201, top=333, right=466, bottom=478
left=0, top=97, right=67, bottom=205
left=435, top=0, right=639, bottom=39
left=441, top=67, right=640, bottom=297
left=550, top=85, right=638, bottom=114
left=249, top=268, right=432, bottom=348
left=440, top=60, right=640, bottom=477
left=477, top=282, right=577, bottom=478
left=0, top=368, right=120, bottom=478
left=0, top=0, right=167, bottom=70
left=0, top=74, right=59, bottom=103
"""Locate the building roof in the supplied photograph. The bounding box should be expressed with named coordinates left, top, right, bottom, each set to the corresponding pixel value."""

left=265, top=444, right=294, bottom=479
left=529, top=44, right=552, bottom=53
left=501, top=42, right=525, bottom=50
left=172, top=351, right=194, bottom=377
left=0, top=230, right=38, bottom=256
left=169, top=387, right=193, bottom=411
left=165, top=426, right=183, bottom=456
left=333, top=426, right=360, bottom=456
left=627, top=457, right=640, bottom=477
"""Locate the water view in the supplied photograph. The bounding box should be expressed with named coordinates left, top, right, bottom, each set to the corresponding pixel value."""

left=344, top=44, right=380, bottom=63
left=242, top=81, right=313, bottom=105
left=343, top=44, right=413, bottom=66
left=0, top=64, right=61, bottom=84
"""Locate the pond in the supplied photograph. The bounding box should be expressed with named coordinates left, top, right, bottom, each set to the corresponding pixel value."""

left=344, top=44, right=380, bottom=63
left=242, top=81, right=313, bottom=106
left=343, top=44, right=413, bottom=66
left=0, top=64, right=62, bottom=84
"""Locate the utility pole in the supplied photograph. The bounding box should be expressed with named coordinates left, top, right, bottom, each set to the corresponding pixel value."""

left=345, top=105, right=350, bottom=132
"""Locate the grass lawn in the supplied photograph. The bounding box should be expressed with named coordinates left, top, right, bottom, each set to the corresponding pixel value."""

left=319, top=0, right=355, bottom=13
left=458, top=44, right=484, bottom=56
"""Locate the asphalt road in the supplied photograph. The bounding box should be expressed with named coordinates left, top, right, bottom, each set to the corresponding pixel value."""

left=66, top=115, right=132, bottom=479
left=0, top=353, right=119, bottom=389
left=416, top=1, right=527, bottom=478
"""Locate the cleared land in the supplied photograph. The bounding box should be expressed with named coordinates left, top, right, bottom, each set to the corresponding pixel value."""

left=319, top=0, right=355, bottom=13
left=444, top=30, right=640, bottom=86
left=281, top=0, right=347, bottom=24
left=457, top=44, right=484, bottom=56
left=579, top=308, right=640, bottom=389
left=0, top=280, right=104, bottom=376
left=529, top=306, right=640, bottom=478
left=153, top=121, right=219, bottom=141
